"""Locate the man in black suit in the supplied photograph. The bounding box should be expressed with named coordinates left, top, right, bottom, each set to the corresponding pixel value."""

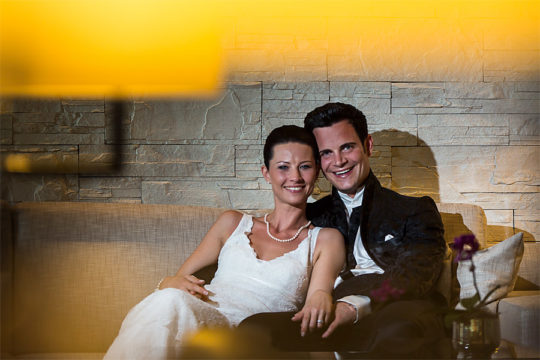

left=241, top=103, right=448, bottom=355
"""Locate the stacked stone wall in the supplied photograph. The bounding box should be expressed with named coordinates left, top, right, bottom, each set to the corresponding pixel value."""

left=1, top=80, right=538, bottom=243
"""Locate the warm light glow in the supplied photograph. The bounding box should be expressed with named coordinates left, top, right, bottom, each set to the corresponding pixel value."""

left=4, top=154, right=31, bottom=173
left=1, top=0, right=538, bottom=97
left=0, top=0, right=225, bottom=97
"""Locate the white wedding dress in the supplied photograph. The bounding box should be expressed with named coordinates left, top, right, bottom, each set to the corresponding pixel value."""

left=104, top=214, right=321, bottom=359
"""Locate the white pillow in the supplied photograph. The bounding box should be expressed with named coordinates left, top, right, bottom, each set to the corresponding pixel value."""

left=456, top=232, right=524, bottom=308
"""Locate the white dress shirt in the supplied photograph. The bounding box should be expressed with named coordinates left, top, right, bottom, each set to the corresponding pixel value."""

left=334, top=187, right=384, bottom=322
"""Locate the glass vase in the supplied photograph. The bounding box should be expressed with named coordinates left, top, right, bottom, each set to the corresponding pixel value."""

left=452, top=313, right=500, bottom=359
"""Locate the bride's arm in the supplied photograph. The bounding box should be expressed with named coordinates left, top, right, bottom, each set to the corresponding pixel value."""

left=292, top=228, right=345, bottom=336
left=158, top=210, right=243, bottom=298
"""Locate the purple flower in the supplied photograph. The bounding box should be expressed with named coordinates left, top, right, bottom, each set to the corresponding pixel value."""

left=452, top=234, right=479, bottom=262
left=370, top=279, right=405, bottom=303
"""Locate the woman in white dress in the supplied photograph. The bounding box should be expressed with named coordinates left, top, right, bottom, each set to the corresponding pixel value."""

left=104, top=125, right=345, bottom=359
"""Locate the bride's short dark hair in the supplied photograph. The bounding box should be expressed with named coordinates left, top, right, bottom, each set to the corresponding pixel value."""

left=263, top=125, right=319, bottom=168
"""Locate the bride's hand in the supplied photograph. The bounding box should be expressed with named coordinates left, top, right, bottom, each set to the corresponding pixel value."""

left=159, top=274, right=209, bottom=300
left=291, top=289, right=333, bottom=336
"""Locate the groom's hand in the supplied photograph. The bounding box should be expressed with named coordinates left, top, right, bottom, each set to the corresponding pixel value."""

left=322, top=302, right=356, bottom=338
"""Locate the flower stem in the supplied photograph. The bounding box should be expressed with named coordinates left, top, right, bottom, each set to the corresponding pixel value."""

left=471, top=258, right=481, bottom=306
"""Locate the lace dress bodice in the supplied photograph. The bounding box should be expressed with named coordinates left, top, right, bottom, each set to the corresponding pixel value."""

left=206, top=214, right=321, bottom=325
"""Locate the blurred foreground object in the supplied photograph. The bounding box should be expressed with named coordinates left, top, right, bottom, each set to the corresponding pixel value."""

left=0, top=0, right=224, bottom=97
left=181, top=326, right=277, bottom=359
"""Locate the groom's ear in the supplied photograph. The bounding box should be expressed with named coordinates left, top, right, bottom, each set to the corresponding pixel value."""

left=364, top=135, right=374, bottom=157
left=261, top=165, right=271, bottom=184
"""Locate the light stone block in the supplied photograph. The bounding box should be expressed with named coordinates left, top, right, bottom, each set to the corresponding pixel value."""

left=484, top=209, right=514, bottom=224
left=371, top=128, right=417, bottom=146
left=142, top=181, right=231, bottom=207
left=418, top=114, right=510, bottom=146
left=0, top=145, right=78, bottom=173
left=509, top=115, right=540, bottom=145
left=461, top=192, right=539, bottom=211
left=263, top=82, right=329, bottom=113
left=391, top=147, right=438, bottom=167
left=444, top=83, right=506, bottom=100
left=14, top=134, right=104, bottom=145
left=491, top=146, right=539, bottom=188
left=262, top=117, right=304, bottom=139
left=235, top=170, right=263, bottom=179
left=11, top=100, right=62, bottom=113
left=215, top=180, right=260, bottom=190
left=61, top=99, right=104, bottom=106
left=119, top=84, right=261, bottom=143
left=227, top=189, right=274, bottom=210
left=391, top=83, right=447, bottom=109
left=0, top=174, right=78, bottom=202
left=395, top=98, right=539, bottom=114
left=330, top=82, right=391, bottom=99
left=514, top=209, right=539, bottom=242
left=516, top=82, right=540, bottom=93
left=419, top=126, right=508, bottom=146
left=61, top=104, right=104, bottom=113
left=12, top=113, right=57, bottom=124
left=1, top=114, right=12, bottom=145
left=429, top=146, right=537, bottom=193
left=235, top=145, right=263, bottom=165
left=80, top=144, right=234, bottom=177
left=330, top=97, right=390, bottom=114
left=263, top=98, right=328, bottom=114
left=79, top=188, right=112, bottom=199
left=13, top=113, right=105, bottom=137
left=390, top=166, right=440, bottom=202
left=79, top=177, right=142, bottom=201
left=509, top=82, right=540, bottom=100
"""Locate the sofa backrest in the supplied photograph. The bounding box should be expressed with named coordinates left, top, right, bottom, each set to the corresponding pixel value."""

left=6, top=202, right=223, bottom=354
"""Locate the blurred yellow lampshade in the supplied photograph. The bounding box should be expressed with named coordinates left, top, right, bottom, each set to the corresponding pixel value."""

left=0, top=0, right=225, bottom=97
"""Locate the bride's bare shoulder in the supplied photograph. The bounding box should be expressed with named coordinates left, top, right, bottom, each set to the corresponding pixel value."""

left=215, top=210, right=245, bottom=232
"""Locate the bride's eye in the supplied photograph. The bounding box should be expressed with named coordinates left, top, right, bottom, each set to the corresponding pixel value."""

left=278, top=165, right=289, bottom=170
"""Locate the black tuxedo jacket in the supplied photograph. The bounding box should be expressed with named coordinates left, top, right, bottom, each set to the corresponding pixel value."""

left=306, top=171, right=446, bottom=304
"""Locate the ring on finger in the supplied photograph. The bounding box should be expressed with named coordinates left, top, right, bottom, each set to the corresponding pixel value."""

left=316, top=319, right=324, bottom=324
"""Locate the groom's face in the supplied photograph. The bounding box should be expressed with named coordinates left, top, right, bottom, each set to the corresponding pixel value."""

left=312, top=120, right=373, bottom=197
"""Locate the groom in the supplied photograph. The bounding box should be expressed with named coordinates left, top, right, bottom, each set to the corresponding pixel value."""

left=241, top=103, right=448, bottom=354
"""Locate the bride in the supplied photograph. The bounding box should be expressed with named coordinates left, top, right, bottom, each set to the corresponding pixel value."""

left=104, top=125, right=345, bottom=359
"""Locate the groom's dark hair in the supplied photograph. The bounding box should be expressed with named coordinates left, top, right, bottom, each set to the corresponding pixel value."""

left=304, top=102, right=368, bottom=143
left=263, top=125, right=319, bottom=168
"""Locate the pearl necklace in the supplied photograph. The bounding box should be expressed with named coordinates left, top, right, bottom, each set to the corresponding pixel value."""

left=264, top=214, right=311, bottom=243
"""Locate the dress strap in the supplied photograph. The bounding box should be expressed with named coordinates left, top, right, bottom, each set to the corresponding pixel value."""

left=228, top=213, right=253, bottom=239
left=308, top=227, right=322, bottom=263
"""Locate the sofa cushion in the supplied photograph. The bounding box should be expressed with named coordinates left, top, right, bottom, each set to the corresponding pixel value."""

left=498, top=292, right=540, bottom=349
left=10, top=202, right=224, bottom=354
left=456, top=233, right=524, bottom=307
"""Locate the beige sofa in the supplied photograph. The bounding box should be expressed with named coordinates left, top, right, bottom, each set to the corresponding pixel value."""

left=1, top=201, right=539, bottom=359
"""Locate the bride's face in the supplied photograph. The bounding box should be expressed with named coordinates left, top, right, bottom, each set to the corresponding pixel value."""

left=262, top=142, right=319, bottom=207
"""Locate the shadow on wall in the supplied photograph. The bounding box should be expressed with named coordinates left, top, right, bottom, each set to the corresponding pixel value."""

left=358, top=129, right=533, bottom=245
